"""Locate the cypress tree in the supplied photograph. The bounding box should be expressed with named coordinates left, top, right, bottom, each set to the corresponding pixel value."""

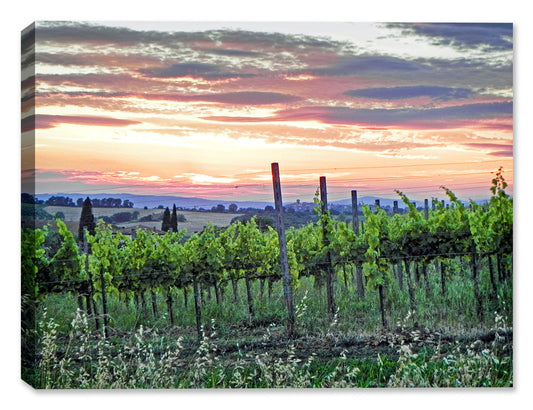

left=161, top=207, right=171, bottom=232
left=170, top=204, right=178, bottom=233
left=78, top=197, right=96, bottom=243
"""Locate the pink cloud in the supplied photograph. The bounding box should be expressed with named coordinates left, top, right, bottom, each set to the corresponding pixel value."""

left=22, top=114, right=141, bottom=132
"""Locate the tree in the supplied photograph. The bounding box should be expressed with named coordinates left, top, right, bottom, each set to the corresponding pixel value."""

left=78, top=197, right=96, bottom=243
left=229, top=203, right=238, bottom=213
left=170, top=204, right=178, bottom=232
left=21, top=193, right=37, bottom=204
left=161, top=207, right=171, bottom=232
left=46, top=195, right=75, bottom=207
left=21, top=227, right=49, bottom=384
left=110, top=212, right=132, bottom=223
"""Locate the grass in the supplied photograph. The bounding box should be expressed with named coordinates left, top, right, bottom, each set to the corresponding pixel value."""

left=31, top=308, right=512, bottom=389
left=25, top=257, right=513, bottom=389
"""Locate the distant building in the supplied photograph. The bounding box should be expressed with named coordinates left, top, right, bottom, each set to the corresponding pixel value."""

left=285, top=199, right=316, bottom=212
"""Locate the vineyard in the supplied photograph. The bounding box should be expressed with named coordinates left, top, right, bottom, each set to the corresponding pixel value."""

left=21, top=168, right=513, bottom=388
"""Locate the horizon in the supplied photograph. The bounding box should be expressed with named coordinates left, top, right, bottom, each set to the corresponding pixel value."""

left=22, top=22, right=513, bottom=203
left=29, top=188, right=497, bottom=208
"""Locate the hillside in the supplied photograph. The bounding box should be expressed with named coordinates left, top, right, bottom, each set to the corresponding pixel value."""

left=42, top=206, right=243, bottom=235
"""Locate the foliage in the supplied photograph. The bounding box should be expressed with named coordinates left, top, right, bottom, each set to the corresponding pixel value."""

left=21, top=227, right=49, bottom=299
left=362, top=206, right=391, bottom=289
left=23, top=173, right=513, bottom=388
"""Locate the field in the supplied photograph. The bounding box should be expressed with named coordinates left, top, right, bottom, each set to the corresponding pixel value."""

left=23, top=181, right=513, bottom=388
left=44, top=206, right=242, bottom=235
left=26, top=193, right=515, bottom=386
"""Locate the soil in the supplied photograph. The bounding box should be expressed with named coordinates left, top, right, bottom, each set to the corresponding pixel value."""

left=112, top=323, right=513, bottom=364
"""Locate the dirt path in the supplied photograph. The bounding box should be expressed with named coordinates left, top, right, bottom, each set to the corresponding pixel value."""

left=153, top=325, right=513, bottom=363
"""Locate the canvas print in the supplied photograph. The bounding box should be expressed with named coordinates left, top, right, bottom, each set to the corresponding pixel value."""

left=21, top=22, right=513, bottom=388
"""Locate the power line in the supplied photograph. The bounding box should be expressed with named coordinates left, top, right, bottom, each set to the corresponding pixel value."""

left=232, top=160, right=512, bottom=177
left=35, top=169, right=512, bottom=196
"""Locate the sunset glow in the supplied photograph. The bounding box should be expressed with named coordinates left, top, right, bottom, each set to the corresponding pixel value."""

left=22, top=22, right=513, bottom=203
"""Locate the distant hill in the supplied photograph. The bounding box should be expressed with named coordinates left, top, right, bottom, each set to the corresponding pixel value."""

left=34, top=193, right=274, bottom=211
left=33, top=192, right=488, bottom=211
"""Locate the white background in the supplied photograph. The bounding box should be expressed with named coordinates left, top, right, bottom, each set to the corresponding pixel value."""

left=2, top=1, right=531, bottom=408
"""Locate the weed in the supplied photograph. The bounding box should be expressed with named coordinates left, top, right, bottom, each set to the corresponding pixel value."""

left=33, top=309, right=511, bottom=388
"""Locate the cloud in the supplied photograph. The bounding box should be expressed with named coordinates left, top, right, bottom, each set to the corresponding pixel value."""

left=463, top=142, right=513, bottom=157
left=203, top=102, right=513, bottom=129
left=42, top=90, right=299, bottom=106
left=34, top=22, right=169, bottom=45
left=34, top=22, right=347, bottom=72
left=36, top=22, right=346, bottom=49
left=139, top=62, right=256, bottom=80
left=21, top=24, right=36, bottom=70
left=205, top=48, right=262, bottom=57
left=140, top=63, right=219, bottom=78
left=21, top=76, right=35, bottom=93
left=29, top=22, right=513, bottom=199
left=187, top=91, right=299, bottom=105
left=312, top=55, right=421, bottom=76
left=36, top=51, right=164, bottom=69
left=344, top=85, right=475, bottom=101
left=37, top=73, right=158, bottom=92
left=32, top=169, right=249, bottom=197
left=463, top=142, right=513, bottom=150
left=33, top=22, right=513, bottom=106
left=388, top=23, right=513, bottom=52
left=22, top=114, right=141, bottom=132
left=309, top=53, right=512, bottom=94
left=35, top=169, right=172, bottom=187
left=489, top=150, right=513, bottom=157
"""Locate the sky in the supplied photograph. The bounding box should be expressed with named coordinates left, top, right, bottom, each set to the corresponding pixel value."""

left=21, top=21, right=514, bottom=203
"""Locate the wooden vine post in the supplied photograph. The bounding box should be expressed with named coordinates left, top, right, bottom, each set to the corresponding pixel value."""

left=193, top=277, right=203, bottom=341
left=351, top=190, right=365, bottom=299
left=320, top=176, right=336, bottom=318
left=373, top=199, right=387, bottom=328
left=166, top=290, right=175, bottom=326
left=271, top=163, right=296, bottom=338
left=351, top=190, right=359, bottom=235
left=99, top=266, right=109, bottom=338
left=84, top=228, right=100, bottom=332
left=393, top=200, right=399, bottom=215
left=470, top=239, right=484, bottom=322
